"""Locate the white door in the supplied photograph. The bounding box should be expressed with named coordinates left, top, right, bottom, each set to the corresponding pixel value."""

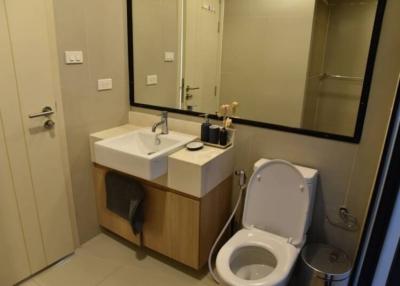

left=0, top=116, right=31, bottom=286
left=183, top=0, right=223, bottom=113
left=0, top=0, right=76, bottom=284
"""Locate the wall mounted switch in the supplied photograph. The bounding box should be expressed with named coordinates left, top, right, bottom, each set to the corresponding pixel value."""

left=97, top=78, right=113, bottom=91
left=146, top=74, right=158, bottom=85
left=65, top=51, right=84, bottom=64
left=164, top=52, right=175, bottom=62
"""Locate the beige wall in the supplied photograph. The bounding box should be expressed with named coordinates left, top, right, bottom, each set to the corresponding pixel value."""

left=133, top=0, right=180, bottom=108
left=316, top=1, right=377, bottom=136
left=304, top=0, right=378, bottom=136
left=346, top=0, right=400, bottom=242
left=53, top=0, right=400, bottom=262
left=303, top=0, right=330, bottom=129
left=219, top=0, right=315, bottom=128
left=53, top=0, right=129, bottom=243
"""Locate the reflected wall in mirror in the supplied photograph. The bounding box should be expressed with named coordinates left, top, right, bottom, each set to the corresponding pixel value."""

left=130, top=0, right=385, bottom=140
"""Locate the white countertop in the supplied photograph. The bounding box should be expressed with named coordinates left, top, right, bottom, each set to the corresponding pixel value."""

left=169, top=145, right=233, bottom=166
left=90, top=124, right=142, bottom=141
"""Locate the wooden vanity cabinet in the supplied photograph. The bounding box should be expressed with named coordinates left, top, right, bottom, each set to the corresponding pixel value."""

left=93, top=164, right=232, bottom=269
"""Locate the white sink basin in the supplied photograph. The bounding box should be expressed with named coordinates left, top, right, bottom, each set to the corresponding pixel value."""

left=94, top=128, right=197, bottom=180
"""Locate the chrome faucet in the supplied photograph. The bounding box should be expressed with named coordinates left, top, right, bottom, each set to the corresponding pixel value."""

left=152, top=111, right=169, bottom=134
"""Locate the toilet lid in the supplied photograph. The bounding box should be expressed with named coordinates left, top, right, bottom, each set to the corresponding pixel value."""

left=242, top=160, right=310, bottom=246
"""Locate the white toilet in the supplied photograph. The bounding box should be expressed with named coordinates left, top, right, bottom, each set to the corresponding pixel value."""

left=216, top=159, right=318, bottom=286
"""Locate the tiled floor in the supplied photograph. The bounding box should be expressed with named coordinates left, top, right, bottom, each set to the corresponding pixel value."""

left=20, top=233, right=217, bottom=286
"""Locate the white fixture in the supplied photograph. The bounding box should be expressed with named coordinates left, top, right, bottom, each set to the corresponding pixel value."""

left=216, top=159, right=318, bottom=286
left=93, top=128, right=196, bottom=180
left=168, top=145, right=234, bottom=198
left=97, top=78, right=113, bottom=91
left=146, top=74, right=158, bottom=85
left=164, top=52, right=175, bottom=62
left=64, top=51, right=83, bottom=64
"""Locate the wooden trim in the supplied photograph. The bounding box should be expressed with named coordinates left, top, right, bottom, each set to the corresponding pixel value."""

left=141, top=183, right=200, bottom=268
left=93, top=164, right=141, bottom=245
left=93, top=164, right=232, bottom=269
left=198, top=176, right=232, bottom=267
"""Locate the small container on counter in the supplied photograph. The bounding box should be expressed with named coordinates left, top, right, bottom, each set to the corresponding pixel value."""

left=209, top=125, right=220, bottom=144
left=219, top=128, right=228, bottom=146
left=200, top=114, right=211, bottom=142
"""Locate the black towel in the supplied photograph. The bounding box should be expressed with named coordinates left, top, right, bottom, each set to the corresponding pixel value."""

left=105, top=171, right=145, bottom=235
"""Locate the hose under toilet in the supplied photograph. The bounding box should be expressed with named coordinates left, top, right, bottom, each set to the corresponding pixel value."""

left=208, top=170, right=247, bottom=284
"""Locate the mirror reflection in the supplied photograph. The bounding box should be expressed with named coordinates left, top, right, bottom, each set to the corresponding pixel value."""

left=132, top=0, right=379, bottom=137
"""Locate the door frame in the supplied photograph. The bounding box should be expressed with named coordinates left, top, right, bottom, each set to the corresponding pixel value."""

left=29, top=0, right=80, bottom=248
left=44, top=0, right=80, bottom=248
left=351, top=76, right=400, bottom=285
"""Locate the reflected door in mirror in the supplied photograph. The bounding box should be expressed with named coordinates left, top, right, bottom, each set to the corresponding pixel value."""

left=184, top=0, right=222, bottom=113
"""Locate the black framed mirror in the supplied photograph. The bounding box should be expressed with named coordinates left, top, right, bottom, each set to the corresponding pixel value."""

left=128, top=0, right=387, bottom=143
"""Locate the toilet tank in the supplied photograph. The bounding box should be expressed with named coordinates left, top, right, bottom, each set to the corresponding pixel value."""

left=253, top=159, right=318, bottom=233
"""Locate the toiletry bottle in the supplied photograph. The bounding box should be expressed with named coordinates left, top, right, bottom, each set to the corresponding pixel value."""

left=201, top=114, right=211, bottom=142
left=220, top=127, right=228, bottom=146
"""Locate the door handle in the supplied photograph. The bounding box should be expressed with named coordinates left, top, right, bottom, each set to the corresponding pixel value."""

left=29, top=106, right=54, bottom=118
left=185, top=86, right=200, bottom=93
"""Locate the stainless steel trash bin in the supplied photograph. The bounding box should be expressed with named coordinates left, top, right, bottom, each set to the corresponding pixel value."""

left=297, top=243, right=352, bottom=286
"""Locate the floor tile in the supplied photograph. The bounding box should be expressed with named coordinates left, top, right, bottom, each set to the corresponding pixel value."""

left=32, top=249, right=121, bottom=286
left=87, top=233, right=217, bottom=285
left=25, top=233, right=218, bottom=286
left=77, top=233, right=138, bottom=266
left=98, top=264, right=216, bottom=286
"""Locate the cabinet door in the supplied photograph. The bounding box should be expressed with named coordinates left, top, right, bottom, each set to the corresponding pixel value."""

left=142, top=186, right=200, bottom=268
left=93, top=165, right=200, bottom=268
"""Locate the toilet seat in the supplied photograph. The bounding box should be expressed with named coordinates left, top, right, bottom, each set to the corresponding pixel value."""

left=216, top=228, right=300, bottom=286
left=242, top=160, right=310, bottom=247
left=215, top=160, right=318, bottom=286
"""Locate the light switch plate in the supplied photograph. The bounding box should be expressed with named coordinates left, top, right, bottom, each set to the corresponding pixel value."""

left=65, top=51, right=83, bottom=64
left=98, top=78, right=112, bottom=91
left=164, top=52, right=175, bottom=62
left=146, top=75, right=158, bottom=85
